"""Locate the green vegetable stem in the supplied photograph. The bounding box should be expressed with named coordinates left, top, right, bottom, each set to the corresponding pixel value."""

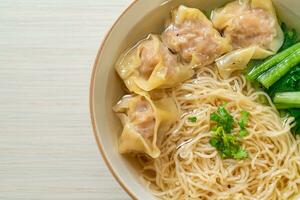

left=247, top=42, right=300, bottom=81
left=258, top=47, right=300, bottom=88
left=274, top=92, right=300, bottom=109
left=268, top=65, right=300, bottom=97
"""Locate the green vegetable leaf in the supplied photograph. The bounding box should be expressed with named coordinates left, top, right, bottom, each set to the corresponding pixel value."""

left=279, top=23, right=298, bottom=52
left=289, top=108, right=300, bottom=118
left=288, top=109, right=300, bottom=135
left=188, top=116, right=197, bottom=123
left=268, top=65, right=300, bottom=97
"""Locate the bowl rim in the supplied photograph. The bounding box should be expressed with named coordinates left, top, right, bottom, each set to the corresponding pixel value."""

left=89, top=1, right=139, bottom=199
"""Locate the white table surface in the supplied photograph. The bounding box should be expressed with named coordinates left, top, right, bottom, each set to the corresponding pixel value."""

left=0, top=0, right=132, bottom=199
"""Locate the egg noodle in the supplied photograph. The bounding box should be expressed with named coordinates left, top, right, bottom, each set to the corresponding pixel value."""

left=137, top=66, right=300, bottom=200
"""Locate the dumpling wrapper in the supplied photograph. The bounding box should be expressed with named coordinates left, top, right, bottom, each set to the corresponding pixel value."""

left=162, top=5, right=231, bottom=67
left=211, top=0, right=284, bottom=78
left=115, top=34, right=193, bottom=93
left=216, top=46, right=263, bottom=79
left=113, top=93, right=178, bottom=158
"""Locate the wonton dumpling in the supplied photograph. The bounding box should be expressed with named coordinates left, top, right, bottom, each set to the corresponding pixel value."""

left=211, top=0, right=284, bottom=78
left=113, top=93, right=178, bottom=158
left=161, top=5, right=231, bottom=67
left=115, top=34, right=193, bottom=93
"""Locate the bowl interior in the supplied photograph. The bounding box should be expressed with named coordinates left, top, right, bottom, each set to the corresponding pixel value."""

left=91, top=0, right=300, bottom=199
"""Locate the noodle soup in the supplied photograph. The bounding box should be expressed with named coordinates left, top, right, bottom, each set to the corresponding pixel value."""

left=91, top=0, right=300, bottom=199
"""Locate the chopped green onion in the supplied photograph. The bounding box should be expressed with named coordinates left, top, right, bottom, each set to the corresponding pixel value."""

left=210, top=106, right=234, bottom=133
left=239, top=111, right=250, bottom=129
left=239, top=129, right=249, bottom=138
left=188, top=116, right=197, bottom=123
left=209, top=106, right=248, bottom=160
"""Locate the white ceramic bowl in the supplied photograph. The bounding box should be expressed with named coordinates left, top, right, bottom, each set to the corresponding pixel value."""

left=90, top=0, right=300, bottom=199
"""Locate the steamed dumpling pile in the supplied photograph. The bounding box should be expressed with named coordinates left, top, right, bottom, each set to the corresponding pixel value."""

left=114, top=1, right=284, bottom=158
left=114, top=22, right=204, bottom=158
left=114, top=6, right=230, bottom=157
left=211, top=0, right=284, bottom=78
left=115, top=34, right=190, bottom=157
left=162, top=5, right=231, bottom=67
